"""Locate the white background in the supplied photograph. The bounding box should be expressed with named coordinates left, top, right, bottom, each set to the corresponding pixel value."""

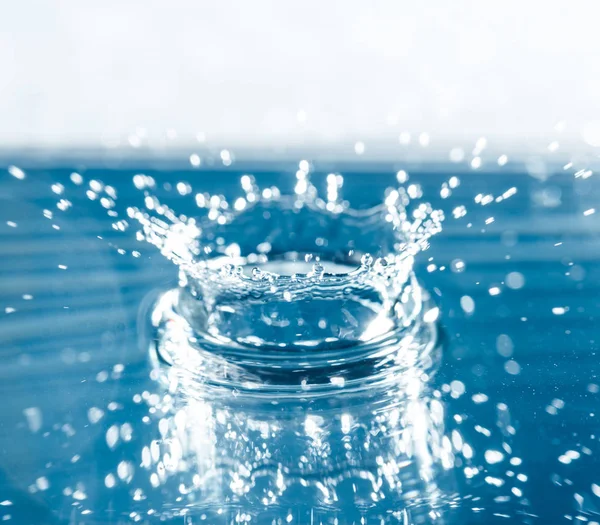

left=1, top=1, right=600, bottom=150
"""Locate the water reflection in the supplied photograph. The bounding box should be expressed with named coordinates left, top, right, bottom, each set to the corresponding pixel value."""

left=141, top=337, right=455, bottom=524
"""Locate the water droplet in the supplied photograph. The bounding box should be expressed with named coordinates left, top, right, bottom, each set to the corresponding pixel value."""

left=451, top=259, right=465, bottom=273
left=504, top=360, right=521, bottom=375
left=552, top=306, right=568, bottom=315
left=484, top=450, right=505, bottom=464
left=8, top=165, right=25, bottom=180
left=423, top=307, right=440, bottom=323
left=460, top=296, right=475, bottom=314
left=189, top=154, right=201, bottom=167
left=396, top=170, right=409, bottom=184
left=506, top=272, right=525, bottom=290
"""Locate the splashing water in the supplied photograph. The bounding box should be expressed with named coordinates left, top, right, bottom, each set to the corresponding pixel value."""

left=125, top=169, right=444, bottom=392
left=2, top=139, right=600, bottom=524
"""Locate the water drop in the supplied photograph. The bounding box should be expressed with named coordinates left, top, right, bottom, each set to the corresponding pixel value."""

left=8, top=165, right=25, bottom=180
left=396, top=170, right=409, bottom=184
left=451, top=259, right=465, bottom=273
left=189, top=154, right=201, bottom=167
left=506, top=272, right=525, bottom=290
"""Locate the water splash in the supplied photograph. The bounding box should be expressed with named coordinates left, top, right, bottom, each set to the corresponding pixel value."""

left=121, top=168, right=447, bottom=390
left=3, top=135, right=592, bottom=523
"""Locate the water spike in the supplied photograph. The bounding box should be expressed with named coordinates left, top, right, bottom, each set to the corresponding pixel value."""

left=311, top=262, right=325, bottom=279
left=361, top=254, right=374, bottom=267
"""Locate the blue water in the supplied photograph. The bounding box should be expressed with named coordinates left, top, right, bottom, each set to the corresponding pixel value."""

left=0, top=159, right=599, bottom=524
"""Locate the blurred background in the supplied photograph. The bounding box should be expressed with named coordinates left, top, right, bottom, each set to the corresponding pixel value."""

left=2, top=0, right=600, bottom=153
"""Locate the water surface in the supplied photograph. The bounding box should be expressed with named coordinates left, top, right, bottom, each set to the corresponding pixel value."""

left=0, top=160, right=599, bottom=524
